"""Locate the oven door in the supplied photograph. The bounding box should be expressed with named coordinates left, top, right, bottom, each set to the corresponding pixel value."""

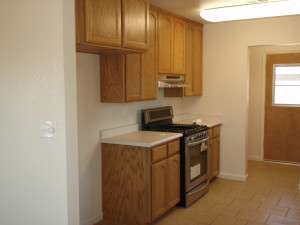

left=185, top=138, right=209, bottom=192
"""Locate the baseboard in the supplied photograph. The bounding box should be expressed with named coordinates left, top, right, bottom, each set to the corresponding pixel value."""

left=218, top=172, right=248, bottom=181
left=82, top=213, right=103, bottom=225
left=247, top=155, right=261, bottom=161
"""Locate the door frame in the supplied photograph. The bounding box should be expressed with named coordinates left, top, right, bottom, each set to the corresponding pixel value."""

left=247, top=45, right=300, bottom=161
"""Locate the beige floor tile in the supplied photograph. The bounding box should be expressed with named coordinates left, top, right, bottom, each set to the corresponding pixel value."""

left=201, top=193, right=234, bottom=205
left=235, top=209, right=270, bottom=223
left=258, top=202, right=289, bottom=216
left=287, top=209, right=300, bottom=220
left=230, top=198, right=261, bottom=210
left=269, top=189, right=298, bottom=200
left=246, top=223, right=265, bottom=225
left=251, top=193, right=281, bottom=205
left=245, top=185, right=271, bottom=195
left=278, top=198, right=300, bottom=210
left=189, top=199, right=216, bottom=212
left=266, top=215, right=300, bottom=225
left=208, top=203, right=242, bottom=217
left=227, top=189, right=255, bottom=200
left=210, top=215, right=247, bottom=225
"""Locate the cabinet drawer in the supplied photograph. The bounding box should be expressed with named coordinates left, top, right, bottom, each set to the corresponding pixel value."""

left=167, top=140, right=180, bottom=155
left=152, top=144, right=167, bottom=162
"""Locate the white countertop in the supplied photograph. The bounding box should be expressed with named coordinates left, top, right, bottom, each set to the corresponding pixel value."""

left=176, top=119, right=222, bottom=128
left=101, top=131, right=182, bottom=147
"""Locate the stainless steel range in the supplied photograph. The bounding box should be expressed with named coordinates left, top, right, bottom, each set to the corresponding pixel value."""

left=142, top=106, right=209, bottom=207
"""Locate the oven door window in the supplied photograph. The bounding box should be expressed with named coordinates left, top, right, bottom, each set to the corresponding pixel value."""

left=189, top=143, right=208, bottom=182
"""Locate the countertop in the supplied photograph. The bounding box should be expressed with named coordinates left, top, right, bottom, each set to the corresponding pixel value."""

left=101, top=131, right=182, bottom=147
left=176, top=119, right=222, bottom=128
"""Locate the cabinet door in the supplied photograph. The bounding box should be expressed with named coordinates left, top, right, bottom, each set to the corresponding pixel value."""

left=209, top=137, right=220, bottom=179
left=193, top=25, right=203, bottom=96
left=85, top=0, right=122, bottom=46
left=173, top=18, right=185, bottom=74
left=184, top=23, right=195, bottom=96
left=152, top=159, right=168, bottom=220
left=167, top=154, right=180, bottom=208
left=123, top=0, right=149, bottom=50
left=143, top=10, right=157, bottom=100
left=100, top=54, right=126, bottom=103
left=126, top=54, right=144, bottom=101
left=158, top=12, right=173, bottom=74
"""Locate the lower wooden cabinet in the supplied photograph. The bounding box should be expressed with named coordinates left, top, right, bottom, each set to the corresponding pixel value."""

left=209, top=126, right=220, bottom=180
left=151, top=153, right=180, bottom=220
left=102, top=139, right=180, bottom=225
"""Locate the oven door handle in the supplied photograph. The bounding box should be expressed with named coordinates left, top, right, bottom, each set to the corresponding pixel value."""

left=187, top=137, right=209, bottom=149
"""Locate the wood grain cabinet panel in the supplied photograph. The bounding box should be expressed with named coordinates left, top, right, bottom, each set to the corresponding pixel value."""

left=209, top=126, right=221, bottom=180
left=166, top=154, right=180, bottom=208
left=123, top=0, right=149, bottom=50
left=158, top=12, right=185, bottom=75
left=143, top=10, right=158, bottom=100
left=157, top=12, right=173, bottom=73
left=173, top=17, right=186, bottom=74
left=76, top=0, right=149, bottom=53
left=184, top=22, right=203, bottom=97
left=151, top=159, right=168, bottom=220
left=102, top=139, right=180, bottom=225
left=100, top=8, right=157, bottom=103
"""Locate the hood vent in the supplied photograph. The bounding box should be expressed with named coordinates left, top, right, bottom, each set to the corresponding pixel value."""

left=158, top=75, right=191, bottom=88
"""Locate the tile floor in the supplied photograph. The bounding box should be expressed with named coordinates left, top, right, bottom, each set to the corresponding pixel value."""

left=96, top=161, right=300, bottom=225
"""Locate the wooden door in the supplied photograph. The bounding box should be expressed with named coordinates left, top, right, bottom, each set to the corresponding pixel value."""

left=84, top=0, right=122, bottom=46
left=151, top=159, right=167, bottom=221
left=193, top=25, right=203, bottom=96
left=172, top=18, right=186, bottom=74
left=143, top=10, right=157, bottom=100
left=185, top=23, right=195, bottom=96
left=122, top=0, right=149, bottom=50
left=166, top=154, right=180, bottom=208
left=264, top=53, right=300, bottom=163
left=158, top=12, right=173, bottom=74
left=126, top=54, right=144, bottom=102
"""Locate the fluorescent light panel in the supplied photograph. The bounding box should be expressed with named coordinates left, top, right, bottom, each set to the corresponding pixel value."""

left=200, top=0, right=300, bottom=22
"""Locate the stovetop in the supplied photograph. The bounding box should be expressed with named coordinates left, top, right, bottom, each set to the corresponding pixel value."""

left=148, top=123, right=208, bottom=136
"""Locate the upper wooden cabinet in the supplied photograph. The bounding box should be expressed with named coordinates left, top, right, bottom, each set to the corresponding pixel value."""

left=100, top=8, right=157, bottom=103
left=157, top=12, right=185, bottom=74
left=76, top=0, right=149, bottom=54
left=185, top=22, right=203, bottom=96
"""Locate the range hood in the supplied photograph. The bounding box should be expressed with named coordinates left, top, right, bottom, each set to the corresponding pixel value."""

left=158, top=75, right=191, bottom=88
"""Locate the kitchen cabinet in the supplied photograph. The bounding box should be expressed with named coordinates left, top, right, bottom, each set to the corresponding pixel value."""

left=163, top=21, right=203, bottom=97
left=185, top=22, right=203, bottom=96
left=100, top=9, right=157, bottom=103
left=157, top=12, right=185, bottom=74
left=76, top=0, right=149, bottom=54
left=151, top=141, right=180, bottom=220
left=102, top=139, right=180, bottom=225
left=209, top=126, right=220, bottom=180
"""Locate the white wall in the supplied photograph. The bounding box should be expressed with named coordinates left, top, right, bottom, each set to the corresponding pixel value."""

left=184, top=15, right=300, bottom=180
left=0, top=0, right=79, bottom=225
left=76, top=53, right=184, bottom=225
left=248, top=45, right=300, bottom=161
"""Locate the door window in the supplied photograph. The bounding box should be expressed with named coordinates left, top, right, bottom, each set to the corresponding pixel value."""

left=273, top=65, right=300, bottom=106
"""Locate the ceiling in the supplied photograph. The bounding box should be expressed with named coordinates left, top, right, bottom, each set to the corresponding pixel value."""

left=149, top=0, right=281, bottom=24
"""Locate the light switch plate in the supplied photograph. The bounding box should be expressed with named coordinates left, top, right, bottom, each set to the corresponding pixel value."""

left=40, top=120, right=57, bottom=138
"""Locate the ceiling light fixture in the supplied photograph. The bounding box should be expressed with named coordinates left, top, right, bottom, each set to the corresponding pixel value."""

left=200, top=0, right=300, bottom=22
